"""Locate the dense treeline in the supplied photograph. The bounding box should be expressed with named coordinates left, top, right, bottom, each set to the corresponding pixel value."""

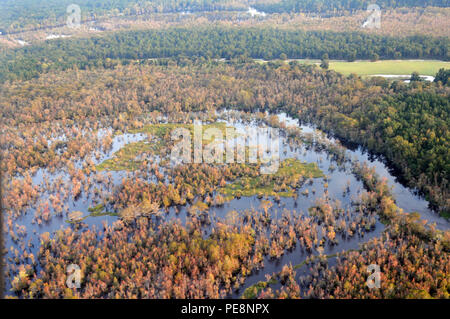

left=435, top=68, right=450, bottom=85
left=1, top=27, right=448, bottom=82
left=304, top=86, right=450, bottom=214
left=252, top=0, right=450, bottom=14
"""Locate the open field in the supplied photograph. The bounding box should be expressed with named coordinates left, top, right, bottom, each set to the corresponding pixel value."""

left=256, top=59, right=449, bottom=76
left=328, top=60, right=449, bottom=76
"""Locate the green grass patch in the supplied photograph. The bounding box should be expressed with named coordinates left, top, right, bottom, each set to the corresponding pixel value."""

left=66, top=204, right=118, bottom=223
left=89, top=211, right=118, bottom=218
left=253, top=59, right=448, bottom=76
left=328, top=60, right=449, bottom=76
left=96, top=139, right=155, bottom=171
left=241, top=276, right=278, bottom=299
left=129, top=122, right=229, bottom=137
left=88, top=203, right=105, bottom=214
left=219, top=159, right=323, bottom=198
left=97, top=122, right=235, bottom=171
left=242, top=281, right=268, bottom=299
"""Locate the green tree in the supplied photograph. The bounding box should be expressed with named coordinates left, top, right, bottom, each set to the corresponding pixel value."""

left=320, top=53, right=329, bottom=70
left=434, top=68, right=450, bottom=85
left=410, top=72, right=422, bottom=82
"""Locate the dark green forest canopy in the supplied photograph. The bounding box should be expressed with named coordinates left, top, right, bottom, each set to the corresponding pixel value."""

left=305, top=87, right=449, bottom=214
left=434, top=68, right=450, bottom=85
left=252, top=0, right=450, bottom=13
left=1, top=27, right=448, bottom=82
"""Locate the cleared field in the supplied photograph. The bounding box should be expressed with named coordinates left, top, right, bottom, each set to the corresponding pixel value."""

left=328, top=60, right=449, bottom=76
left=257, top=59, right=448, bottom=77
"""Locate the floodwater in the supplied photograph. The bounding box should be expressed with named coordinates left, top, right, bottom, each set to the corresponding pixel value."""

left=3, top=112, right=448, bottom=297
left=369, top=74, right=435, bottom=82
